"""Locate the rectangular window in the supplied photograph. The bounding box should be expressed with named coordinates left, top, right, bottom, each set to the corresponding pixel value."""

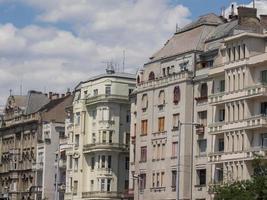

left=75, top=112, right=80, bottom=125
left=261, top=102, right=267, bottom=115
left=126, top=133, right=130, bottom=145
left=100, top=179, right=105, bottom=192
left=261, top=70, right=267, bottom=83
left=107, top=179, right=111, bottom=191
left=140, top=173, right=146, bottom=190
left=219, top=109, right=225, bottom=122
left=161, top=172, right=165, bottom=187
left=233, top=47, right=236, bottom=61
left=141, top=120, right=148, bottom=135
left=91, top=157, right=95, bottom=170
left=107, top=156, right=112, bottom=169
left=171, top=170, right=177, bottom=191
left=102, top=131, right=107, bottom=143
left=228, top=48, right=231, bottom=61
left=216, top=168, right=224, bottom=183
left=220, top=80, right=225, bottom=92
left=172, top=142, right=178, bottom=158
left=262, top=133, right=267, bottom=147
left=109, top=131, right=113, bottom=143
left=198, top=111, right=207, bottom=126
left=101, top=156, right=105, bottom=168
left=93, top=89, right=98, bottom=96
left=69, top=155, right=73, bottom=169
left=198, top=139, right=207, bottom=155
left=105, top=86, right=111, bottom=95
left=218, top=138, right=224, bottom=152
left=125, top=157, right=129, bottom=170
left=75, top=135, right=79, bottom=147
left=73, top=181, right=78, bottom=194
left=140, top=146, right=147, bottom=162
left=158, top=117, right=165, bottom=132
left=90, top=180, right=94, bottom=191
left=172, top=113, right=180, bottom=129
left=238, top=45, right=241, bottom=60
left=74, top=158, right=78, bottom=171
left=124, top=180, right=129, bottom=190
left=242, top=44, right=246, bottom=58
left=197, top=169, right=206, bottom=186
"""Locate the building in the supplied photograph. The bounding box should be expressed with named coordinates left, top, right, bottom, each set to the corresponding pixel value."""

left=35, top=93, right=73, bottom=200
left=129, top=5, right=267, bottom=200
left=0, top=91, right=50, bottom=200
left=64, top=69, right=135, bottom=200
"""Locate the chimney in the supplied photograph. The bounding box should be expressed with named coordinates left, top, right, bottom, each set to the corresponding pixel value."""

left=49, top=92, right=53, bottom=99
left=229, top=4, right=238, bottom=20
left=238, top=6, right=257, bottom=19
left=260, top=15, right=267, bottom=28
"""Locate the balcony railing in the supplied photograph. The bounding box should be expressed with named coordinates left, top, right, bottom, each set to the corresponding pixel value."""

left=82, top=191, right=122, bottom=198
left=86, top=94, right=129, bottom=105
left=209, top=83, right=267, bottom=105
left=83, top=143, right=129, bottom=153
left=209, top=114, right=267, bottom=134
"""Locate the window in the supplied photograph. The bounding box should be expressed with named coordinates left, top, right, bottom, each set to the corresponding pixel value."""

left=261, top=102, right=267, bottom=115
left=75, top=135, right=79, bottom=147
left=161, top=172, right=165, bottom=187
left=126, top=111, right=130, bottom=123
left=216, top=168, right=223, bottom=183
left=109, top=131, right=113, bottom=143
left=196, top=169, right=206, bottom=186
left=93, top=89, right=98, bottom=96
left=124, top=180, right=129, bottom=190
left=198, top=139, right=207, bottom=155
left=101, top=156, right=105, bottom=168
left=125, top=157, right=129, bottom=170
left=107, top=179, right=111, bottom=191
left=219, top=109, right=225, bottom=122
left=172, top=113, right=180, bottom=129
left=158, top=117, right=165, bottom=132
left=100, top=179, right=105, bottom=192
left=107, top=156, right=112, bottom=169
left=90, top=180, right=94, bottom=191
left=69, top=155, right=73, bottom=169
left=74, top=158, right=78, bottom=171
left=198, top=111, right=207, bottom=126
left=261, top=134, right=267, bottom=147
left=73, top=181, right=78, bottom=194
left=75, top=112, right=80, bottom=125
left=233, top=47, right=236, bottom=61
left=242, top=44, right=246, bottom=58
left=218, top=138, right=224, bottom=152
left=162, top=68, right=166, bottom=76
left=141, top=94, right=148, bottom=111
left=141, top=120, right=148, bottom=135
left=173, top=86, right=180, bottom=104
left=238, top=45, right=241, bottom=60
left=137, top=75, right=140, bottom=84
left=148, top=71, right=155, bottom=81
left=91, top=157, right=95, bottom=170
left=220, top=80, right=225, bottom=92
left=200, top=83, right=208, bottom=98
left=262, top=70, right=267, bottom=83
left=92, top=133, right=96, bottom=144
left=171, top=170, right=177, bottom=191
left=172, top=142, right=178, bottom=158
left=158, top=90, right=165, bottom=105
left=105, top=86, right=111, bottom=95
left=228, top=48, right=231, bottom=61
left=139, top=174, right=146, bottom=191
left=102, top=131, right=106, bottom=143
left=140, top=146, right=147, bottom=162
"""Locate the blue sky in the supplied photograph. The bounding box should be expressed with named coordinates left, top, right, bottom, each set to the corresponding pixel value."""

left=0, top=0, right=264, bottom=105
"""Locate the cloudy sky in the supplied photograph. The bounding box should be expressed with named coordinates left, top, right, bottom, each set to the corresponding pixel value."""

left=0, top=0, right=265, bottom=105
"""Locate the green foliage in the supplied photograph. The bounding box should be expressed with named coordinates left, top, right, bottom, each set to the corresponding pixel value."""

left=214, top=156, right=267, bottom=200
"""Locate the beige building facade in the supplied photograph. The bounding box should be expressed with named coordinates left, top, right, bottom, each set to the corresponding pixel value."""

left=64, top=69, right=135, bottom=200
left=130, top=6, right=267, bottom=200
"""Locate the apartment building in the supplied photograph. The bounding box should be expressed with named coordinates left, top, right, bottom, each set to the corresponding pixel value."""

left=0, top=91, right=50, bottom=200
left=130, top=5, right=267, bottom=200
left=64, top=68, right=135, bottom=200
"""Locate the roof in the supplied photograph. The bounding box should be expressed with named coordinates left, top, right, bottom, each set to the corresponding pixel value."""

left=25, top=91, right=50, bottom=114
left=148, top=14, right=224, bottom=63
left=12, top=95, right=27, bottom=108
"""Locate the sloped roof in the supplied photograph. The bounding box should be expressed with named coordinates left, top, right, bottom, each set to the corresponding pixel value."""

left=12, top=95, right=27, bottom=108
left=25, top=91, right=50, bottom=114
left=149, top=14, right=224, bottom=62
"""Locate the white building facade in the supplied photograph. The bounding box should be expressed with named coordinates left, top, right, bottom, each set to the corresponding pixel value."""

left=65, top=70, right=135, bottom=200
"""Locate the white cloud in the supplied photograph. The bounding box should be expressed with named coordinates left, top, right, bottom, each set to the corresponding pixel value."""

left=0, top=0, right=192, bottom=105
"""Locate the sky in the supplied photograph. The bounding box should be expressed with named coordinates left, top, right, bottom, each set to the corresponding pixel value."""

left=0, top=0, right=265, bottom=105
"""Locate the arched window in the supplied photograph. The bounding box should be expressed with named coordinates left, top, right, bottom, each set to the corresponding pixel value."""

left=148, top=71, right=155, bottom=81
left=158, top=90, right=165, bottom=105
left=137, top=75, right=140, bottom=84
left=142, top=94, right=148, bottom=111
left=173, top=86, right=180, bottom=105
left=200, top=83, right=208, bottom=97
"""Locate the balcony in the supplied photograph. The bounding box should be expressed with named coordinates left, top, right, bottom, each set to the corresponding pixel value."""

left=209, top=84, right=267, bottom=105
left=32, top=162, right=43, bottom=171
left=209, top=115, right=267, bottom=134
left=82, top=191, right=122, bottom=199
left=83, top=143, right=129, bottom=153
left=86, top=94, right=129, bottom=106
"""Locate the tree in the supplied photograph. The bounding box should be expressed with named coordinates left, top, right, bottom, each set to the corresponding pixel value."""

left=213, top=156, right=267, bottom=200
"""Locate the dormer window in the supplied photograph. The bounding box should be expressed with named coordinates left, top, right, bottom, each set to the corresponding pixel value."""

left=173, top=86, right=180, bottom=105
left=148, top=71, right=155, bottom=81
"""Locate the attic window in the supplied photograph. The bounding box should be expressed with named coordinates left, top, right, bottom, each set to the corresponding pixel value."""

left=148, top=71, right=155, bottom=81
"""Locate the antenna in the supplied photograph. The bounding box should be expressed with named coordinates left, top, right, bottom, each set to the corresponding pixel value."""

left=253, top=0, right=255, bottom=8
left=20, top=84, right=22, bottom=95
left=9, top=89, right=12, bottom=96
left=122, top=50, right=125, bottom=72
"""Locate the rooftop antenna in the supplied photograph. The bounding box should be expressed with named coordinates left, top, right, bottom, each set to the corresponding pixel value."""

left=103, top=61, right=115, bottom=74
left=231, top=3, right=235, bottom=16
left=20, top=84, right=22, bottom=96
left=122, top=50, right=125, bottom=72
left=9, top=89, right=12, bottom=96
left=253, top=0, right=255, bottom=8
